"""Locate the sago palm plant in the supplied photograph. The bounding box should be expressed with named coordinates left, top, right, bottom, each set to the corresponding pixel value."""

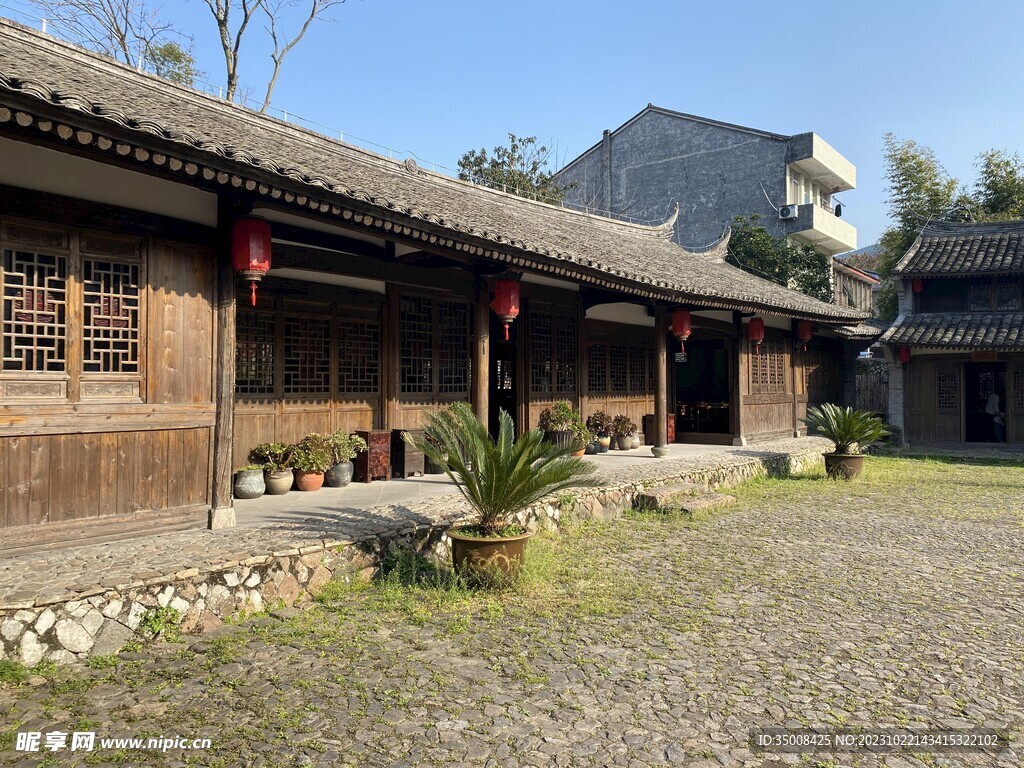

left=802, top=403, right=890, bottom=455
left=404, top=402, right=599, bottom=536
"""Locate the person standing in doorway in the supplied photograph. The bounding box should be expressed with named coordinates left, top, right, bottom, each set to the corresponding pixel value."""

left=985, top=389, right=1006, bottom=442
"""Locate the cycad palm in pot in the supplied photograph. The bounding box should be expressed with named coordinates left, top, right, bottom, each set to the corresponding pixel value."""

left=404, top=402, right=598, bottom=584
left=802, top=403, right=890, bottom=479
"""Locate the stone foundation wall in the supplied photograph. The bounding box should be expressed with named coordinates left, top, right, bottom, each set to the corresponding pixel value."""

left=1, top=443, right=824, bottom=666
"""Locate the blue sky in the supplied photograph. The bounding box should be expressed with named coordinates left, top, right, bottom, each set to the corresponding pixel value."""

left=9, top=0, right=1024, bottom=246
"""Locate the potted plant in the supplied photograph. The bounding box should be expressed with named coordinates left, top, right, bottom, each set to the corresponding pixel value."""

left=423, top=432, right=447, bottom=474
left=404, top=402, right=598, bottom=585
left=612, top=415, right=637, bottom=450
left=249, top=442, right=294, bottom=495
left=538, top=400, right=577, bottom=450
left=233, top=464, right=265, bottom=499
left=570, top=419, right=594, bottom=457
left=802, top=403, right=890, bottom=480
left=325, top=431, right=368, bottom=487
left=290, top=433, right=332, bottom=492
left=586, top=411, right=613, bottom=453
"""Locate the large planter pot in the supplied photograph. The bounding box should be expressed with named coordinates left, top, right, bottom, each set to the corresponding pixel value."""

left=824, top=453, right=865, bottom=480
left=597, top=436, right=611, bottom=453
left=264, top=469, right=294, bottom=495
left=630, top=433, right=641, bottom=449
left=584, top=441, right=600, bottom=455
left=448, top=528, right=532, bottom=584
left=544, top=430, right=574, bottom=450
left=615, top=435, right=633, bottom=451
left=233, top=468, right=265, bottom=500
left=424, top=454, right=448, bottom=474
left=325, top=460, right=354, bottom=487
left=294, top=470, right=325, bottom=492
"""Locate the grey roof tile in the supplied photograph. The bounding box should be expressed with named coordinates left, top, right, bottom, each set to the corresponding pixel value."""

left=895, top=220, right=1024, bottom=276
left=880, top=312, right=1024, bottom=349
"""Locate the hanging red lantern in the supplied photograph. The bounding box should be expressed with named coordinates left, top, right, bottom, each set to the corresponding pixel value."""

left=671, top=309, right=692, bottom=353
left=232, top=217, right=272, bottom=306
left=489, top=278, right=520, bottom=340
left=911, top=277, right=924, bottom=294
left=796, top=319, right=813, bottom=352
left=747, top=317, right=765, bottom=355
left=898, top=345, right=911, bottom=364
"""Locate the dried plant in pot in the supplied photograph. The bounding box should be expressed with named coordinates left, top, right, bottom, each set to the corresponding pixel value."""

left=802, top=404, right=890, bottom=480
left=404, top=402, right=599, bottom=586
left=249, top=443, right=294, bottom=495
left=291, top=433, right=332, bottom=492
left=325, top=431, right=368, bottom=487
left=611, top=415, right=638, bottom=450
left=586, top=411, right=613, bottom=452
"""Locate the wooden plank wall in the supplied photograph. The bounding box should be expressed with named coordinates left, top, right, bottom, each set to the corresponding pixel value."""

left=740, top=329, right=797, bottom=442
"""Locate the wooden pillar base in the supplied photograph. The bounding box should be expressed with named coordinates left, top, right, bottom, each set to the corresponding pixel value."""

left=209, top=506, right=236, bottom=530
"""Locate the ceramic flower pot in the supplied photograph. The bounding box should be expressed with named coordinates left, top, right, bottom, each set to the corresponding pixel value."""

left=585, top=441, right=600, bottom=455
left=264, top=469, right=294, bottom=495
left=598, top=436, right=611, bottom=453
left=630, top=433, right=641, bottom=449
left=616, top=435, right=632, bottom=450
left=544, top=430, right=574, bottom=450
left=233, top=468, right=265, bottom=499
left=294, top=470, right=324, bottom=492
left=448, top=528, right=532, bottom=584
left=824, top=453, right=865, bottom=480
left=325, top=460, right=354, bottom=487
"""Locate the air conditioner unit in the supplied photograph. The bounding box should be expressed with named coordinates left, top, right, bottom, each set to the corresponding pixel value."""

left=778, top=205, right=799, bottom=220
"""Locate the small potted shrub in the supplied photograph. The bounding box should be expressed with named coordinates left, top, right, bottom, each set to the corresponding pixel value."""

left=802, top=403, right=890, bottom=480
left=233, top=464, right=265, bottom=499
left=586, top=411, right=613, bottom=453
left=538, top=400, right=577, bottom=450
left=612, top=415, right=637, bottom=450
left=325, top=431, right=368, bottom=487
left=405, top=403, right=598, bottom=585
left=570, top=420, right=594, bottom=457
left=291, top=433, right=332, bottom=492
left=249, top=442, right=294, bottom=495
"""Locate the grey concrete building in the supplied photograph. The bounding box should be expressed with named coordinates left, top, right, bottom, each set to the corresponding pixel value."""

left=555, top=104, right=858, bottom=257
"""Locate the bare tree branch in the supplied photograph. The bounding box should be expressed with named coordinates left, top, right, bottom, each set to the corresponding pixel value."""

left=201, top=0, right=264, bottom=102
left=31, top=0, right=177, bottom=66
left=259, top=0, right=344, bottom=112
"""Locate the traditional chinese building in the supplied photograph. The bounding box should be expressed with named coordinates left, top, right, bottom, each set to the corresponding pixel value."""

left=882, top=220, right=1024, bottom=445
left=0, top=20, right=867, bottom=551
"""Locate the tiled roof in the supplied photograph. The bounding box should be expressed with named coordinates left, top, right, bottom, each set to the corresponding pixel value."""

left=894, top=220, right=1024, bottom=276
left=0, top=20, right=865, bottom=323
left=834, top=317, right=889, bottom=339
left=880, top=313, right=1024, bottom=350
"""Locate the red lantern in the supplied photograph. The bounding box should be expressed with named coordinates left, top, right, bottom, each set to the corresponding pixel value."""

left=232, top=217, right=272, bottom=306
left=898, top=345, right=911, bottom=364
left=747, top=317, right=765, bottom=355
left=671, top=309, right=692, bottom=353
left=489, top=278, right=520, bottom=340
left=911, top=277, right=924, bottom=294
left=797, top=319, right=813, bottom=351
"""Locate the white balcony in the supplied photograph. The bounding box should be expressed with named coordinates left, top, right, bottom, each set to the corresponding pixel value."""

left=787, top=133, right=856, bottom=193
left=789, top=202, right=857, bottom=255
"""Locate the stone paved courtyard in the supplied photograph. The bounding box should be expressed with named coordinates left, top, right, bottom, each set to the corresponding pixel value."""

left=2, top=455, right=1023, bottom=767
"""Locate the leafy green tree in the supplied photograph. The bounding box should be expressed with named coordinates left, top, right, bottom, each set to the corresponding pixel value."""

left=145, top=40, right=201, bottom=86
left=975, top=150, right=1024, bottom=219
left=726, top=215, right=833, bottom=303
left=457, top=134, right=573, bottom=204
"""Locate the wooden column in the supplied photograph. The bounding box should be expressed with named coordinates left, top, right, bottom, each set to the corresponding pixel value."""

left=384, top=283, right=399, bottom=430
left=731, top=311, right=747, bottom=446
left=210, top=247, right=236, bottom=528
left=652, top=308, right=669, bottom=457
left=473, top=278, right=490, bottom=427
left=791, top=320, right=801, bottom=438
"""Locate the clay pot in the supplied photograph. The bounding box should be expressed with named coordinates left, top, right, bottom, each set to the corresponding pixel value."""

left=424, top=454, right=448, bottom=474
left=630, top=433, right=641, bottom=449
left=824, top=453, right=865, bottom=480
left=570, top=447, right=586, bottom=457
left=233, top=468, right=265, bottom=499
left=616, top=435, right=633, bottom=450
left=325, top=461, right=354, bottom=487
left=264, top=469, right=294, bottom=495
left=597, top=436, right=611, bottom=453
left=585, top=441, right=600, bottom=455
left=544, top=430, right=574, bottom=450
left=294, top=470, right=324, bottom=492
left=448, top=528, right=532, bottom=584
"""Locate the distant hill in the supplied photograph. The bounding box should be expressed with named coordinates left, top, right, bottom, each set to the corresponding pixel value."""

left=836, top=243, right=882, bottom=274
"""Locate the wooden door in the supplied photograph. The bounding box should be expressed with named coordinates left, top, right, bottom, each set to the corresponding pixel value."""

left=1007, top=363, right=1024, bottom=444
left=907, top=360, right=962, bottom=443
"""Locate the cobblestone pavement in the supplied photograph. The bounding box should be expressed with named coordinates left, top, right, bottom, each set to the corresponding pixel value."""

left=2, top=455, right=1023, bottom=768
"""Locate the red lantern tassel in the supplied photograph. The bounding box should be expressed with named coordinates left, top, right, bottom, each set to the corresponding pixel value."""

left=504, top=323, right=510, bottom=341
left=250, top=281, right=258, bottom=306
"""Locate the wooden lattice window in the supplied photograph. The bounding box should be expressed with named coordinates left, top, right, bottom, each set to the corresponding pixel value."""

left=936, top=369, right=958, bottom=413
left=647, top=347, right=655, bottom=392
left=1014, top=369, right=1024, bottom=412
left=236, top=309, right=275, bottom=396
left=283, top=315, right=330, bottom=395
left=609, top=344, right=628, bottom=393
left=2, top=248, right=67, bottom=372
left=400, top=295, right=433, bottom=394
left=588, top=343, right=607, bottom=394
left=338, top=318, right=380, bottom=395
left=628, top=345, right=645, bottom=393
left=530, top=310, right=553, bottom=394
left=82, top=259, right=140, bottom=373
left=750, top=338, right=786, bottom=394
left=531, top=309, right=577, bottom=395
left=554, top=317, right=577, bottom=394
left=437, top=300, right=470, bottom=394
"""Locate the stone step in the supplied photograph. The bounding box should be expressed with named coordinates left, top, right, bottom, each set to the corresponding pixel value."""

left=674, top=493, right=735, bottom=514
left=633, top=483, right=708, bottom=511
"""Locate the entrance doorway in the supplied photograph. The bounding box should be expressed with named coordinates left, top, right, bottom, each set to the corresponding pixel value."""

left=674, top=338, right=730, bottom=438
left=965, top=362, right=1007, bottom=443
left=489, top=312, right=517, bottom=436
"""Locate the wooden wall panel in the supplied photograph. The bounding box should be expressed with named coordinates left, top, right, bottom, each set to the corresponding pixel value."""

left=744, top=399, right=794, bottom=438
left=279, top=408, right=332, bottom=445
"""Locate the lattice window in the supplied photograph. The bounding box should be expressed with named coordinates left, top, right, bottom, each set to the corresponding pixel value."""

left=588, top=343, right=607, bottom=394
left=338, top=318, right=380, bottom=395
left=82, top=259, right=140, bottom=373
left=438, top=300, right=469, bottom=394
left=936, top=370, right=958, bottom=413
left=1014, top=370, right=1024, bottom=412
left=554, top=316, right=577, bottom=394
left=2, top=248, right=67, bottom=372
left=750, top=338, right=786, bottom=394
left=400, top=295, right=433, bottom=394
left=628, top=345, right=645, bottom=393
left=647, top=347, right=655, bottom=392
left=609, top=344, right=628, bottom=393
left=236, top=309, right=275, bottom=396
left=994, top=278, right=1021, bottom=311
left=530, top=310, right=553, bottom=394
left=283, top=315, right=330, bottom=395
